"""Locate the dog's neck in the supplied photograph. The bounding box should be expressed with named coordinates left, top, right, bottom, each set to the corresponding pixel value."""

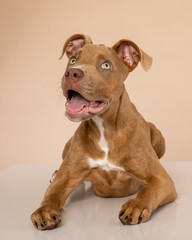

left=99, top=86, right=131, bottom=124
left=89, top=85, right=134, bottom=135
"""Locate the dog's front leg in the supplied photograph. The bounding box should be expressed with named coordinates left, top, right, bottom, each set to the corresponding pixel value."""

left=119, top=157, right=177, bottom=225
left=31, top=154, right=90, bottom=230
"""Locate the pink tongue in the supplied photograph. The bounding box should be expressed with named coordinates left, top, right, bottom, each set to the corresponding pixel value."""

left=67, top=93, right=90, bottom=111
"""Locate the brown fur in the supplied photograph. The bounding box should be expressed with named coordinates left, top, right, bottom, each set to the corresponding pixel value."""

left=31, top=34, right=177, bottom=230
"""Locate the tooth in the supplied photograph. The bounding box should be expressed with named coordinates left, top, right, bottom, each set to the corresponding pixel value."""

left=99, top=103, right=104, bottom=108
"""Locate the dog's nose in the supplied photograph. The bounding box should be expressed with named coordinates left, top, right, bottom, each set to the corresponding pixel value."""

left=65, top=68, right=84, bottom=82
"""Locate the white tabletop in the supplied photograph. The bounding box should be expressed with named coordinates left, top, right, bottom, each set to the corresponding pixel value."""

left=0, top=161, right=191, bottom=240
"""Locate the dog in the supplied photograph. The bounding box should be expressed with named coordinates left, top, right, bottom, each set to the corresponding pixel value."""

left=31, top=34, right=177, bottom=230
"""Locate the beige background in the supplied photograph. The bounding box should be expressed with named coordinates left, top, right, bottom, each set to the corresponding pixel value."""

left=0, top=0, right=192, bottom=171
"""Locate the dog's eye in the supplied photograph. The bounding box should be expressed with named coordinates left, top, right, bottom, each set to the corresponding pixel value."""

left=101, top=62, right=111, bottom=70
left=70, top=58, right=76, bottom=65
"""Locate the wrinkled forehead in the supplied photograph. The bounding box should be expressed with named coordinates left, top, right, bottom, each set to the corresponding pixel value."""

left=77, top=44, right=117, bottom=62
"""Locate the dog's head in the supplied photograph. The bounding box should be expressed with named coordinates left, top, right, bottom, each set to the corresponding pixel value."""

left=60, top=34, right=152, bottom=122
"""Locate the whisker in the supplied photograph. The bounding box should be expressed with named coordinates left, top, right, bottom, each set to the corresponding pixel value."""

left=56, top=85, right=62, bottom=95
left=54, top=79, right=63, bottom=98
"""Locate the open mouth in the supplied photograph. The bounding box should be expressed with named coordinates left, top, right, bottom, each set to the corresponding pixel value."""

left=65, top=90, right=107, bottom=119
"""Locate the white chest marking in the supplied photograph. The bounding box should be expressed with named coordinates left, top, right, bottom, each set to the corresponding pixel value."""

left=88, top=116, right=125, bottom=172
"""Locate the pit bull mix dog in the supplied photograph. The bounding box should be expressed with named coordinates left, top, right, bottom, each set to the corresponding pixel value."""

left=31, top=34, right=177, bottom=230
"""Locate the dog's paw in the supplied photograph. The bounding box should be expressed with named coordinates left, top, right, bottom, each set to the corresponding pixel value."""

left=119, top=199, right=152, bottom=225
left=49, top=170, right=58, bottom=183
left=31, top=205, right=61, bottom=230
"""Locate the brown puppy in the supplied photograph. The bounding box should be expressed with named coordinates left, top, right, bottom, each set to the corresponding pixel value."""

left=31, top=34, right=177, bottom=230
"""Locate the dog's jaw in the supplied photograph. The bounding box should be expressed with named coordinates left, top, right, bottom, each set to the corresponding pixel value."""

left=64, top=89, right=108, bottom=121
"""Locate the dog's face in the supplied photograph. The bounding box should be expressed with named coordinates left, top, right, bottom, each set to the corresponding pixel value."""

left=60, top=34, right=152, bottom=122
left=62, top=44, right=129, bottom=121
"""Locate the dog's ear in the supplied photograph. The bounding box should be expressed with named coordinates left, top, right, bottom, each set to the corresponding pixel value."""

left=112, top=39, right=152, bottom=72
left=59, top=34, right=92, bottom=59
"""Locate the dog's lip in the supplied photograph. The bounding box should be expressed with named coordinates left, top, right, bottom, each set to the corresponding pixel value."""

left=65, top=89, right=107, bottom=106
left=64, top=89, right=108, bottom=119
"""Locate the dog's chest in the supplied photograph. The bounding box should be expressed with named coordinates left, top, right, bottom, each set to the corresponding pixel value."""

left=87, top=117, right=125, bottom=172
